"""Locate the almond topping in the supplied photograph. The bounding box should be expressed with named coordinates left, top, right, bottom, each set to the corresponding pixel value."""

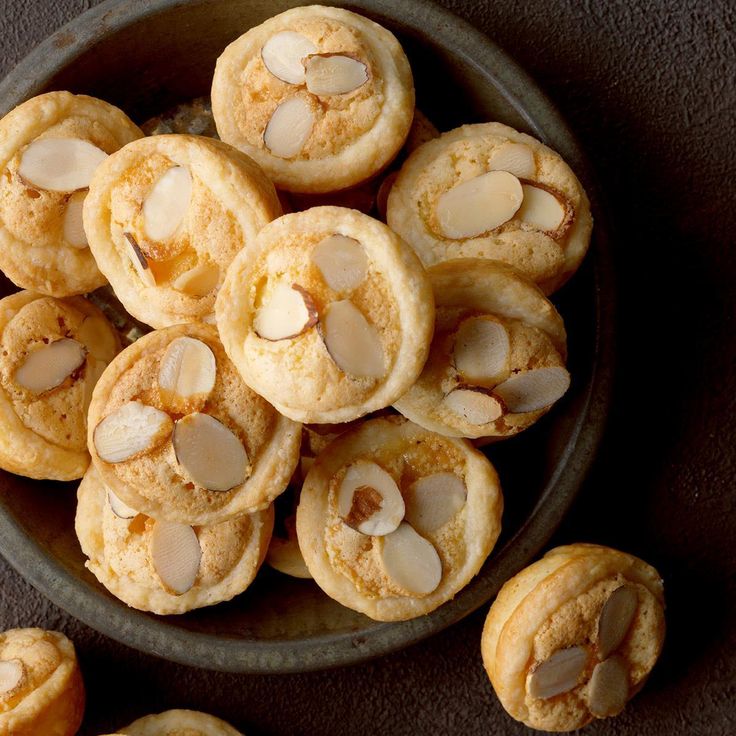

left=123, top=233, right=156, bottom=287
left=442, top=387, right=505, bottom=425
left=150, top=520, right=201, bottom=595
left=254, top=282, right=318, bottom=341
left=143, top=166, right=192, bottom=242
left=14, top=338, right=87, bottom=393
left=517, top=183, right=569, bottom=234
left=305, top=54, right=369, bottom=95
left=158, top=337, right=216, bottom=410
left=453, top=316, right=510, bottom=384
left=588, top=656, right=630, bottom=718
left=378, top=522, right=442, bottom=596
left=337, top=460, right=404, bottom=536
left=321, top=300, right=385, bottom=378
left=436, top=170, right=523, bottom=239
left=172, top=413, right=249, bottom=492
left=598, top=585, right=639, bottom=659
left=493, top=366, right=570, bottom=414
left=93, top=401, right=173, bottom=463
left=264, top=97, right=314, bottom=158
left=0, top=659, right=24, bottom=696
left=261, top=31, right=317, bottom=84
left=171, top=262, right=220, bottom=297
left=311, top=234, right=368, bottom=292
left=529, top=646, right=588, bottom=700
left=488, top=142, right=536, bottom=179
left=18, top=138, right=107, bottom=191
left=63, top=190, right=88, bottom=248
left=107, top=489, right=137, bottom=520
left=404, top=472, right=467, bottom=535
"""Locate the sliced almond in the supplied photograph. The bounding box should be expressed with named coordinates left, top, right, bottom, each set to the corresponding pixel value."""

left=77, top=316, right=117, bottom=361
left=158, top=336, right=216, bottom=409
left=528, top=646, right=588, bottom=700
left=436, top=170, right=523, bottom=239
left=311, top=234, right=368, bottom=292
left=172, top=413, right=249, bottom=492
left=598, top=585, right=639, bottom=659
left=18, top=138, right=107, bottom=192
left=171, top=262, right=220, bottom=297
left=588, top=656, right=630, bottom=718
left=107, top=489, right=137, bottom=519
left=143, top=166, right=192, bottom=242
left=321, top=300, right=384, bottom=378
left=442, top=386, right=505, bottom=425
left=254, top=282, right=318, bottom=340
left=305, top=54, right=369, bottom=95
left=453, top=316, right=510, bottom=384
left=337, top=460, right=404, bottom=536
left=0, top=659, right=24, bottom=696
left=123, top=233, right=156, bottom=287
left=404, top=472, right=466, bottom=535
left=264, top=97, right=314, bottom=158
left=493, top=366, right=570, bottom=414
left=93, top=401, right=173, bottom=463
left=14, top=338, right=87, bottom=393
left=261, top=31, right=317, bottom=84
left=150, top=520, right=201, bottom=595
left=517, top=183, right=570, bottom=234
left=489, top=142, right=536, bottom=179
left=63, top=190, right=88, bottom=248
left=378, top=522, right=442, bottom=596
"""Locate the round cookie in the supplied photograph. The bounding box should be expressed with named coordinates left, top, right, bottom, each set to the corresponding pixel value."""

left=0, top=91, right=143, bottom=296
left=111, top=709, right=243, bottom=736
left=296, top=415, right=503, bottom=621
left=0, top=628, right=85, bottom=736
left=212, top=5, right=414, bottom=193
left=481, top=543, right=666, bottom=732
left=76, top=465, right=273, bottom=615
left=387, top=122, right=593, bottom=293
left=0, top=290, right=120, bottom=480
left=217, top=206, right=434, bottom=424
left=87, top=323, right=300, bottom=525
left=84, top=134, right=281, bottom=328
left=394, top=259, right=569, bottom=440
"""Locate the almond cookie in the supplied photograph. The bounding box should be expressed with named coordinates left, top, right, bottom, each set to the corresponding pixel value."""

left=217, top=206, right=434, bottom=424
left=211, top=5, right=414, bottom=193
left=296, top=416, right=503, bottom=621
left=0, top=91, right=143, bottom=297
left=387, top=122, right=593, bottom=293
left=110, top=709, right=242, bottom=735
left=87, top=323, right=300, bottom=525
left=0, top=290, right=120, bottom=480
left=0, top=628, right=85, bottom=736
left=76, top=465, right=273, bottom=615
left=84, top=134, right=281, bottom=328
left=481, top=544, right=666, bottom=732
left=394, top=259, right=569, bottom=440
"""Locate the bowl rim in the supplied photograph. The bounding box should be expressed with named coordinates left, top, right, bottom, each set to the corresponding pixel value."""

left=0, top=0, right=615, bottom=673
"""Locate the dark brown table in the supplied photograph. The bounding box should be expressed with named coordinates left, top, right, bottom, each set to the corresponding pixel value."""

left=1, top=1, right=734, bottom=734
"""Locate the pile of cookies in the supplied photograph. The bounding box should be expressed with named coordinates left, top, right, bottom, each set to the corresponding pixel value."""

left=0, top=5, right=665, bottom=732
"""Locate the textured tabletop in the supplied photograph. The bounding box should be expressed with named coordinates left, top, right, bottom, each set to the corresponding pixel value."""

left=1, top=1, right=735, bottom=734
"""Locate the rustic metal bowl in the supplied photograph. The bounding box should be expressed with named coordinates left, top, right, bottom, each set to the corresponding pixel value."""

left=0, top=0, right=614, bottom=673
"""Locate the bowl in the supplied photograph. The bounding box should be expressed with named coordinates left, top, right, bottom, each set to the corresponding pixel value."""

left=0, top=0, right=614, bottom=673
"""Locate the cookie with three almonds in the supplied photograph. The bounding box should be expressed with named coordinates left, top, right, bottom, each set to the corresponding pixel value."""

left=105, top=709, right=243, bottom=735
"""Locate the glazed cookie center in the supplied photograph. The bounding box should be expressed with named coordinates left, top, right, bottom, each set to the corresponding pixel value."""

left=0, top=635, right=61, bottom=710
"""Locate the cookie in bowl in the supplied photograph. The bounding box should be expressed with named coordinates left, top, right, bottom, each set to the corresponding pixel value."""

left=0, top=91, right=143, bottom=297
left=216, top=206, right=434, bottom=424
left=0, top=628, right=85, bottom=736
left=84, top=134, right=281, bottom=328
left=0, top=290, right=120, bottom=480
left=108, top=709, right=242, bottom=735
left=212, top=5, right=414, bottom=193
left=387, top=122, right=593, bottom=294
left=481, top=544, right=666, bottom=731
left=296, top=416, right=503, bottom=621
left=87, top=323, right=300, bottom=525
left=76, top=466, right=273, bottom=615
left=394, top=259, right=569, bottom=440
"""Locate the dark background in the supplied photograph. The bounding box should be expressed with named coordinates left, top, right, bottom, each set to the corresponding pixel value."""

left=1, top=0, right=734, bottom=734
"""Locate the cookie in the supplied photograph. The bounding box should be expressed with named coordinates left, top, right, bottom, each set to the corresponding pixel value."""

left=296, top=416, right=503, bottom=621
left=212, top=5, right=414, bottom=193
left=387, top=122, right=593, bottom=293
left=394, top=259, right=569, bottom=440
left=481, top=544, right=666, bottom=731
left=0, top=91, right=143, bottom=296
left=0, top=290, right=120, bottom=480
left=87, top=323, right=300, bottom=525
left=84, top=134, right=281, bottom=328
left=0, top=628, right=85, bottom=736
left=111, top=709, right=242, bottom=735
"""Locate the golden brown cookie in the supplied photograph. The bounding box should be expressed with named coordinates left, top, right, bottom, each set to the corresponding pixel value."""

left=111, top=709, right=243, bottom=735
